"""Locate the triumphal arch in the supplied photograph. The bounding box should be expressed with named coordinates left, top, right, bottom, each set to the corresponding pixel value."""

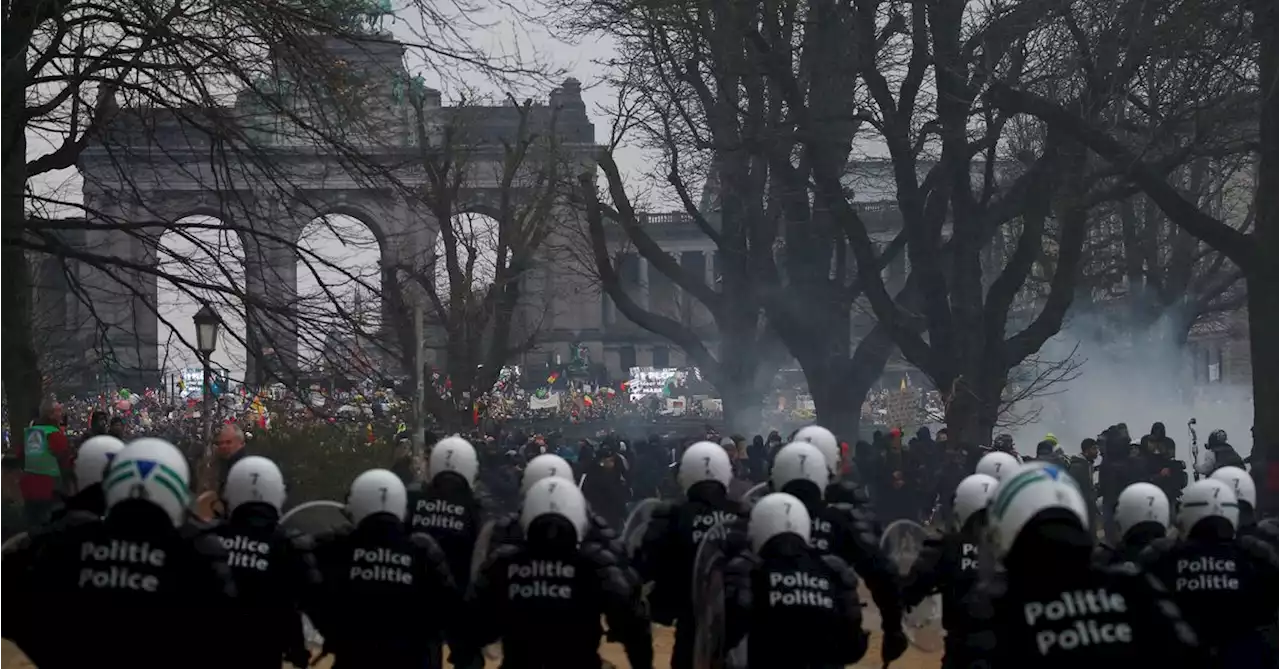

left=76, top=32, right=597, bottom=388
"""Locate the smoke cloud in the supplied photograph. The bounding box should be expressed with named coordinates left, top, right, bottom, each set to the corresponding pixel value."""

left=1006, top=310, right=1252, bottom=466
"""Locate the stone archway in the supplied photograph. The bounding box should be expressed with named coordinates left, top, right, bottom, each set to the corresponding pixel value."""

left=75, top=36, right=597, bottom=389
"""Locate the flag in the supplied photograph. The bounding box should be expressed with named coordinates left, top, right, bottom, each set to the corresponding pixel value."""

left=605, top=387, right=616, bottom=398
left=899, top=377, right=907, bottom=392
left=178, top=379, right=186, bottom=392
left=367, top=423, right=375, bottom=444
left=583, top=394, right=594, bottom=407
left=547, top=371, right=560, bottom=384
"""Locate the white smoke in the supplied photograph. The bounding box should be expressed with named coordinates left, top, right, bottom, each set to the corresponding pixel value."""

left=1005, top=310, right=1252, bottom=466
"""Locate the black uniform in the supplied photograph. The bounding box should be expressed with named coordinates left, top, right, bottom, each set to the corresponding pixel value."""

left=1139, top=528, right=1278, bottom=668
left=634, top=481, right=748, bottom=669
left=467, top=540, right=653, bottom=669
left=962, top=562, right=1202, bottom=667
left=900, top=517, right=987, bottom=667
left=53, top=482, right=108, bottom=519
left=1, top=501, right=236, bottom=669
left=405, top=475, right=486, bottom=591
left=309, top=515, right=463, bottom=669
left=212, top=503, right=319, bottom=668
left=1092, top=522, right=1168, bottom=568
left=723, top=534, right=868, bottom=669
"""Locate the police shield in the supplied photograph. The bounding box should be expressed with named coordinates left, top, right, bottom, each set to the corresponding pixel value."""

left=280, top=500, right=347, bottom=536
left=692, top=519, right=747, bottom=669
left=1, top=531, right=28, bottom=556
left=739, top=482, right=769, bottom=506
left=469, top=518, right=498, bottom=584
left=879, top=519, right=944, bottom=652
left=621, top=497, right=663, bottom=559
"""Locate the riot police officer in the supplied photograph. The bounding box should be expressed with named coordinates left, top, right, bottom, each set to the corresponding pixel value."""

left=309, top=469, right=463, bottom=669
left=466, top=477, right=653, bottom=669
left=901, top=473, right=999, bottom=667
left=2, top=438, right=235, bottom=669
left=1139, top=478, right=1277, bottom=668
left=1210, top=466, right=1277, bottom=548
left=961, top=463, right=1202, bottom=668
left=56, top=434, right=125, bottom=518
left=634, top=441, right=747, bottom=669
left=770, top=441, right=907, bottom=663
left=722, top=492, right=869, bottom=668
left=1094, top=482, right=1170, bottom=567
left=213, top=456, right=317, bottom=668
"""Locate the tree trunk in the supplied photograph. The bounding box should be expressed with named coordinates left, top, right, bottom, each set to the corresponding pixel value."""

left=807, top=368, right=865, bottom=444
left=942, top=372, right=1003, bottom=447
left=1, top=81, right=42, bottom=425
left=1250, top=0, right=1277, bottom=457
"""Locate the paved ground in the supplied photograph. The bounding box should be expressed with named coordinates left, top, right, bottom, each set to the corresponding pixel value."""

left=3, top=624, right=942, bottom=668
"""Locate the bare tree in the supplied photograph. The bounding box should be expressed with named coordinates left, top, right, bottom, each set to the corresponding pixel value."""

left=1079, top=160, right=1248, bottom=351
left=394, top=96, right=570, bottom=430
left=565, top=0, right=911, bottom=436
left=3, top=0, right=559, bottom=427
left=986, top=0, right=1272, bottom=442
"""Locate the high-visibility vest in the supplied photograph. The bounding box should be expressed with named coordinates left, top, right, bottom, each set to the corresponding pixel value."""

left=23, top=425, right=62, bottom=478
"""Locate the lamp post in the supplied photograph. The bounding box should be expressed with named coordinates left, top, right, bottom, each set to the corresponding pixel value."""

left=193, top=305, right=221, bottom=463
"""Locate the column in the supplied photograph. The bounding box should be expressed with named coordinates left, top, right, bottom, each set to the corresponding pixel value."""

left=703, top=250, right=715, bottom=287
left=244, top=233, right=299, bottom=385
left=637, top=255, right=650, bottom=309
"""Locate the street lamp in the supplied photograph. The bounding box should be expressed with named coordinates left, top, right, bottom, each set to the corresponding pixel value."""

left=193, top=305, right=220, bottom=465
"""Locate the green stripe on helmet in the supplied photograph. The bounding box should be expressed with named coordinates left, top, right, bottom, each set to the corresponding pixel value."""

left=992, top=469, right=1045, bottom=519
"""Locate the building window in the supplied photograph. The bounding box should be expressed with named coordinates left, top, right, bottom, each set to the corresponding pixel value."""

left=652, top=345, right=669, bottom=368
left=620, top=345, right=636, bottom=372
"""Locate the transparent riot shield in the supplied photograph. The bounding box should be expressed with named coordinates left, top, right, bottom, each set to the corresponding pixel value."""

left=2, top=531, right=28, bottom=556
left=879, top=519, right=944, bottom=652
left=739, top=482, right=769, bottom=506
left=469, top=518, right=497, bottom=585
left=621, top=497, right=663, bottom=560
left=280, top=500, right=347, bottom=650
left=280, top=500, right=347, bottom=536
left=692, top=519, right=747, bottom=669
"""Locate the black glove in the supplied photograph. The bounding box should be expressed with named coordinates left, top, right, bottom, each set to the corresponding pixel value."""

left=881, top=626, right=908, bottom=665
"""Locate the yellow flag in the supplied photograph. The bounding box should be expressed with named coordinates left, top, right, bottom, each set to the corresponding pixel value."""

left=899, top=377, right=907, bottom=392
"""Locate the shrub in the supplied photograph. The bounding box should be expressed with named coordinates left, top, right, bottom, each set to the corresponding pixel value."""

left=248, top=425, right=398, bottom=505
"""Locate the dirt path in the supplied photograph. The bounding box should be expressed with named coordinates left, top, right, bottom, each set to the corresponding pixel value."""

left=4, top=626, right=941, bottom=668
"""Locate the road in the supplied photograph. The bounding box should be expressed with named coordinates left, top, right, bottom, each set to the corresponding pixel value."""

left=3, top=625, right=942, bottom=668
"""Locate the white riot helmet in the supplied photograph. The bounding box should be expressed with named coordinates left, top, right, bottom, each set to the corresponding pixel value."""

left=75, top=435, right=125, bottom=489
left=988, top=463, right=1088, bottom=558
left=522, top=453, right=574, bottom=494
left=678, top=441, right=733, bottom=492
left=1210, top=466, right=1256, bottom=511
left=1177, top=478, right=1238, bottom=535
left=347, top=469, right=409, bottom=524
left=102, top=438, right=192, bottom=527
left=520, top=476, right=589, bottom=543
left=1115, top=483, right=1171, bottom=538
left=749, top=492, right=811, bottom=553
left=953, top=473, right=999, bottom=529
left=770, top=442, right=830, bottom=493
left=223, top=456, right=287, bottom=514
left=793, top=425, right=840, bottom=476
left=429, top=436, right=479, bottom=486
left=977, top=451, right=1020, bottom=482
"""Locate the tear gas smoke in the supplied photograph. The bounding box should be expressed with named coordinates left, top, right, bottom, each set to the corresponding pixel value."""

left=1006, top=311, right=1252, bottom=467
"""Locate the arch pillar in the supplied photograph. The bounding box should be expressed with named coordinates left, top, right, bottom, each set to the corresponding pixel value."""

left=79, top=189, right=165, bottom=390
left=242, top=204, right=304, bottom=386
